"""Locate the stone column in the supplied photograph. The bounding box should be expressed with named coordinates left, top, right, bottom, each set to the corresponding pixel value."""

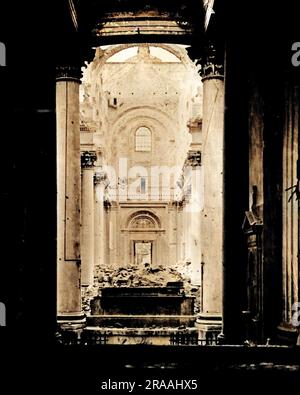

left=175, top=202, right=181, bottom=263
left=280, top=83, right=300, bottom=338
left=185, top=151, right=202, bottom=285
left=196, top=42, right=224, bottom=338
left=168, top=202, right=177, bottom=266
left=109, top=202, right=118, bottom=267
left=123, top=231, right=129, bottom=266
left=94, top=171, right=107, bottom=272
left=104, top=201, right=110, bottom=267
left=180, top=200, right=186, bottom=260
left=178, top=203, right=184, bottom=262
left=185, top=200, right=192, bottom=264
left=56, top=65, right=85, bottom=325
left=81, top=151, right=97, bottom=286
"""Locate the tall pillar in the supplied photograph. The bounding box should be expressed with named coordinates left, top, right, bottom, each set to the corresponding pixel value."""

left=123, top=231, right=129, bottom=266
left=94, top=171, right=107, bottom=272
left=182, top=200, right=187, bottom=260
left=109, top=203, right=118, bottom=267
left=196, top=41, right=224, bottom=338
left=168, top=202, right=177, bottom=266
left=176, top=202, right=183, bottom=263
left=104, top=201, right=110, bottom=267
left=279, top=83, right=300, bottom=342
left=81, top=151, right=97, bottom=286
left=56, top=65, right=85, bottom=325
left=185, top=151, right=202, bottom=285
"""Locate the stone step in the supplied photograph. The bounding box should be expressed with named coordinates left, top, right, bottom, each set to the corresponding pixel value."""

left=82, top=326, right=199, bottom=345
left=100, top=285, right=184, bottom=297
left=87, top=314, right=196, bottom=328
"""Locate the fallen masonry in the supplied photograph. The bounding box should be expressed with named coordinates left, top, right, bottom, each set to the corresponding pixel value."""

left=82, top=261, right=201, bottom=315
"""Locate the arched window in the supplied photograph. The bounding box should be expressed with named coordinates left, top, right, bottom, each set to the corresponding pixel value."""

left=135, top=127, right=151, bottom=152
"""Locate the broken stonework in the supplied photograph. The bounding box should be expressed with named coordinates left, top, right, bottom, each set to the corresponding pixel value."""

left=82, top=261, right=201, bottom=315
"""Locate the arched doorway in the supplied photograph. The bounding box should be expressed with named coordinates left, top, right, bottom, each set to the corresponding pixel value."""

left=126, top=210, right=162, bottom=266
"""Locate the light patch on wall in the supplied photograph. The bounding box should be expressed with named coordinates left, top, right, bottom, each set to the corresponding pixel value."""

left=150, top=47, right=180, bottom=63
left=107, top=47, right=138, bottom=62
left=106, top=46, right=182, bottom=63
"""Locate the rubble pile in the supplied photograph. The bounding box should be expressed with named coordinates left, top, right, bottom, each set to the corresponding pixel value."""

left=82, top=262, right=201, bottom=314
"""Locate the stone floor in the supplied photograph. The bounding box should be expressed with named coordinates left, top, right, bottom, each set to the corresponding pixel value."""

left=7, top=344, right=299, bottom=391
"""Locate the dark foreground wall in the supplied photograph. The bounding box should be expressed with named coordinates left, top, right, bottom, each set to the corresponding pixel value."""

left=222, top=0, right=300, bottom=344
left=0, top=0, right=65, bottom=343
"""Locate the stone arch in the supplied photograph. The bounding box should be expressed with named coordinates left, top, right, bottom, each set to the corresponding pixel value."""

left=111, top=105, right=177, bottom=129
left=110, top=107, right=177, bottom=150
left=126, top=210, right=161, bottom=229
left=93, top=43, right=193, bottom=69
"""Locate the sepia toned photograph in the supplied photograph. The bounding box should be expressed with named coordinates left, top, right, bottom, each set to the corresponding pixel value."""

left=0, top=0, right=300, bottom=391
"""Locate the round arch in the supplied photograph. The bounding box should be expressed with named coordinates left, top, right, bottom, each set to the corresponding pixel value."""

left=93, top=43, right=193, bottom=70
left=126, top=210, right=161, bottom=229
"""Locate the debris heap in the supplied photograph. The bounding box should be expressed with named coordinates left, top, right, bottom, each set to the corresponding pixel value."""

left=82, top=262, right=201, bottom=315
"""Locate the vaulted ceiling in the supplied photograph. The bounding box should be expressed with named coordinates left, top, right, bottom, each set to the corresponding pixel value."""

left=56, top=1, right=222, bottom=66
left=68, top=0, right=208, bottom=45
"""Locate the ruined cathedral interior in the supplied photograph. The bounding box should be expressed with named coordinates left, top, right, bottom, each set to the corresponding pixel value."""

left=77, top=43, right=206, bottom=343
left=1, top=0, right=300, bottom=383
left=53, top=0, right=300, bottom=348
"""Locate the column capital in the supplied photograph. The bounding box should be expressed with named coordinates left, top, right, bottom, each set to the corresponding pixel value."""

left=200, top=41, right=224, bottom=81
left=94, top=171, right=107, bottom=185
left=81, top=151, right=97, bottom=169
left=185, top=150, right=201, bottom=167
left=56, top=65, right=82, bottom=83
left=187, top=117, right=202, bottom=131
